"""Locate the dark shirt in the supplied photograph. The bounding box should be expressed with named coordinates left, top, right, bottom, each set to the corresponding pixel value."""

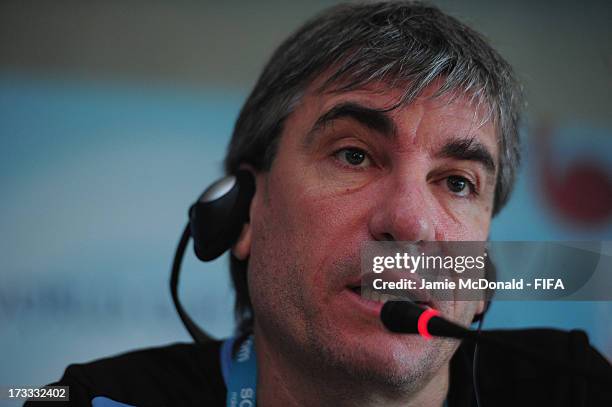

left=25, top=329, right=612, bottom=406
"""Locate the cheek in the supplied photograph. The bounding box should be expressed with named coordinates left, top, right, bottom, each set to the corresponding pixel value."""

left=246, top=175, right=337, bottom=302
left=433, top=204, right=491, bottom=240
left=256, top=172, right=370, bottom=294
left=246, top=213, right=308, bottom=335
left=246, top=182, right=298, bottom=314
left=268, top=168, right=367, bottom=246
left=246, top=173, right=370, bottom=336
left=431, top=180, right=494, bottom=240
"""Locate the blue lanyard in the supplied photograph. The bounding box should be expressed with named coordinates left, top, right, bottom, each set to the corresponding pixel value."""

left=221, top=335, right=257, bottom=407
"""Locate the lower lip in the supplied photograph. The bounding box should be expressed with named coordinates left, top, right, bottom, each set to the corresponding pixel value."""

left=342, top=288, right=385, bottom=317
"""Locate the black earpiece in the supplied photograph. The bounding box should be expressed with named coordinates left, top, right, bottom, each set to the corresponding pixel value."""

left=189, top=169, right=256, bottom=261
left=171, top=170, right=255, bottom=343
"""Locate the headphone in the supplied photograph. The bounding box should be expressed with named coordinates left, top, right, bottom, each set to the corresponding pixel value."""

left=170, top=169, right=255, bottom=343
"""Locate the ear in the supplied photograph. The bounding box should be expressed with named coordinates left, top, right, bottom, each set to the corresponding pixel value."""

left=231, top=164, right=257, bottom=260
left=232, top=222, right=252, bottom=260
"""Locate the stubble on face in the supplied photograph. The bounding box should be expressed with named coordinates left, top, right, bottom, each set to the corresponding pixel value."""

left=246, top=80, right=497, bottom=395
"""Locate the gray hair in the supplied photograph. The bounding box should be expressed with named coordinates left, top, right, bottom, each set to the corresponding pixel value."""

left=224, top=1, right=523, bottom=334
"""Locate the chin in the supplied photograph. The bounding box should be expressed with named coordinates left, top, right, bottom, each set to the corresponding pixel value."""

left=304, top=317, right=452, bottom=389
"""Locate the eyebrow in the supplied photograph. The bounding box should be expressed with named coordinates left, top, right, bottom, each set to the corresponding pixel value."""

left=303, top=101, right=496, bottom=174
left=304, top=102, right=396, bottom=146
left=436, top=137, right=496, bottom=175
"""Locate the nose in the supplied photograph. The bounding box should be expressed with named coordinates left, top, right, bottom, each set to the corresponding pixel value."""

left=368, top=177, right=436, bottom=243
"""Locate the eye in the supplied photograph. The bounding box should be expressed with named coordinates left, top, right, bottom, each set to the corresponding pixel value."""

left=334, top=147, right=371, bottom=168
left=446, top=175, right=476, bottom=197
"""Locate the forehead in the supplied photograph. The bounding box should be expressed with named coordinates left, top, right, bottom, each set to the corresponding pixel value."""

left=286, top=79, right=499, bottom=159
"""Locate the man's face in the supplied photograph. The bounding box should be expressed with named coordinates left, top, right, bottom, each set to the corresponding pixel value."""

left=236, top=81, right=498, bottom=388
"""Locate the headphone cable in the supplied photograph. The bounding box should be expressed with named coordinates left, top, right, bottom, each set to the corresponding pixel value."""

left=170, top=224, right=212, bottom=344
left=473, top=312, right=485, bottom=407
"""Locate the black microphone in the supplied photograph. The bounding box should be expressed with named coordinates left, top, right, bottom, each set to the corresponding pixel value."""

left=381, top=300, right=475, bottom=340
left=380, top=301, right=612, bottom=384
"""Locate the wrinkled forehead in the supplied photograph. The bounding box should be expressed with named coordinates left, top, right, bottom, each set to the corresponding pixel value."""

left=290, top=75, right=499, bottom=156
left=315, top=72, right=497, bottom=129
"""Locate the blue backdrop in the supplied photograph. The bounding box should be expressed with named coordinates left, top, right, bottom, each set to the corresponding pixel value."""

left=1, top=74, right=610, bottom=402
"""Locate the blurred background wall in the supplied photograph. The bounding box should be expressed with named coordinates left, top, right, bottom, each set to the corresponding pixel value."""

left=1, top=0, right=611, bottom=399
